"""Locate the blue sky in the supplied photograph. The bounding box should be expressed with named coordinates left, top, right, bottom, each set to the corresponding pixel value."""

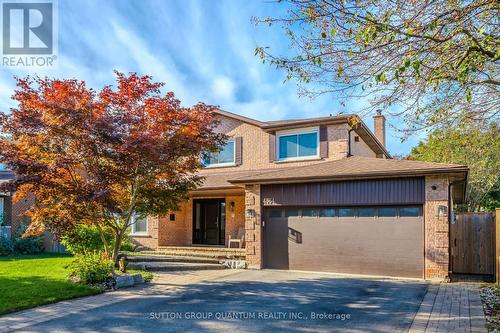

left=0, top=0, right=424, bottom=156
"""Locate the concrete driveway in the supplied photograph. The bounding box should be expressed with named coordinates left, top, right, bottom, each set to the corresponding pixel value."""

left=13, top=270, right=427, bottom=332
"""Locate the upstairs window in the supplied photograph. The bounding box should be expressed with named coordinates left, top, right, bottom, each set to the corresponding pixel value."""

left=277, top=127, right=319, bottom=161
left=202, top=139, right=235, bottom=167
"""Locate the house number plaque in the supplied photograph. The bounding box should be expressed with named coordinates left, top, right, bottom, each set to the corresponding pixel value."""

left=263, top=197, right=276, bottom=206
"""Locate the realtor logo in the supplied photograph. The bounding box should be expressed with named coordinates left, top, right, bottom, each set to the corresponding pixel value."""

left=1, top=0, right=57, bottom=67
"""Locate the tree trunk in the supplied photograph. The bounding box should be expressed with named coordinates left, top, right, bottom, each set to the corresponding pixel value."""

left=111, top=228, right=125, bottom=265
left=95, top=224, right=110, bottom=259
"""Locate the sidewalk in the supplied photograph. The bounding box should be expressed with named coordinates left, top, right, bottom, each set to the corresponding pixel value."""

left=409, top=282, right=487, bottom=333
left=0, top=269, right=242, bottom=332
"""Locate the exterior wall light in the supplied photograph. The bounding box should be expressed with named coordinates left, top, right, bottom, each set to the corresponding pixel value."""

left=436, top=205, right=448, bottom=218
left=245, top=208, right=255, bottom=218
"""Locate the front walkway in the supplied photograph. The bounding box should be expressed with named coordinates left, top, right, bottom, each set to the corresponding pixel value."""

left=0, top=269, right=242, bottom=332
left=409, top=283, right=487, bottom=333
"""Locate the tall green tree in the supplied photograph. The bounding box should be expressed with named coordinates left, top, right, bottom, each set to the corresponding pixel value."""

left=255, top=0, right=499, bottom=132
left=409, top=121, right=500, bottom=212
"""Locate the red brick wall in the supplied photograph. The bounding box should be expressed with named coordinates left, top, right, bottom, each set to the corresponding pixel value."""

left=244, top=185, right=262, bottom=269
left=424, top=175, right=450, bottom=279
left=158, top=201, right=192, bottom=246
left=11, top=193, right=35, bottom=236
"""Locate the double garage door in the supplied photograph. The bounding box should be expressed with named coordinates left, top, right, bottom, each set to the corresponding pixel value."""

left=263, top=205, right=424, bottom=278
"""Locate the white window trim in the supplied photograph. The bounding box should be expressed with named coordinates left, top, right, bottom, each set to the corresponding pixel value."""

left=276, top=126, right=320, bottom=161
left=202, top=139, right=236, bottom=168
left=131, top=215, right=148, bottom=236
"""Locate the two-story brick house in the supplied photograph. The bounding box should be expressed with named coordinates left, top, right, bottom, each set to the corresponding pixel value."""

left=130, top=110, right=468, bottom=280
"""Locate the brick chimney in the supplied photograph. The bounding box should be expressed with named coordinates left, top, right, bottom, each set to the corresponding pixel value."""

left=373, top=109, right=386, bottom=147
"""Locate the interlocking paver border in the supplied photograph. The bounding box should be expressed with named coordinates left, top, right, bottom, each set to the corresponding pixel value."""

left=409, top=282, right=487, bottom=333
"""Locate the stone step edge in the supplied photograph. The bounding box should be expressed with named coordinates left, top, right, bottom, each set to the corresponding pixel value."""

left=140, top=251, right=246, bottom=259
left=157, top=246, right=245, bottom=253
left=127, top=255, right=220, bottom=264
left=127, top=262, right=226, bottom=271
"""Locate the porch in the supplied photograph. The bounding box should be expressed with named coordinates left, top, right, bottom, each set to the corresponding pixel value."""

left=130, top=189, right=247, bottom=252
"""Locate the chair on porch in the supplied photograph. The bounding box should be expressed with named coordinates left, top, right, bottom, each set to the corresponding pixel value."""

left=228, top=227, right=245, bottom=249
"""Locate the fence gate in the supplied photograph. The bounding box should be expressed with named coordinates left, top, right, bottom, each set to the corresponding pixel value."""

left=450, top=213, right=495, bottom=275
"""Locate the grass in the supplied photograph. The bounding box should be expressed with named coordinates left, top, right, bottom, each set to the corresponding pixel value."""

left=0, top=253, right=156, bottom=315
left=128, top=269, right=154, bottom=282
left=0, top=253, right=101, bottom=315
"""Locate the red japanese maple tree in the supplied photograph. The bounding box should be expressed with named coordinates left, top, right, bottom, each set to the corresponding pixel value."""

left=0, top=72, right=224, bottom=261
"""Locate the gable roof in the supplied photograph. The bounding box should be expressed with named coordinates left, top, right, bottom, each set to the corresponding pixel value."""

left=214, top=110, right=390, bottom=158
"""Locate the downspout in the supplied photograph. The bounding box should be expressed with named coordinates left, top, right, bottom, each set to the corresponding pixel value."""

left=347, top=128, right=354, bottom=157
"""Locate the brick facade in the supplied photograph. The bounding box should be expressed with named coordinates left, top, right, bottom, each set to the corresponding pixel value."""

left=244, top=185, right=262, bottom=269
left=424, top=175, right=450, bottom=279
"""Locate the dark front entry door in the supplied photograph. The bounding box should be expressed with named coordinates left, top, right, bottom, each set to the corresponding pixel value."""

left=193, top=199, right=225, bottom=245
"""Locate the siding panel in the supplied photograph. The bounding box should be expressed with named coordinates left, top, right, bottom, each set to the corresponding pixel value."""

left=261, top=177, right=425, bottom=206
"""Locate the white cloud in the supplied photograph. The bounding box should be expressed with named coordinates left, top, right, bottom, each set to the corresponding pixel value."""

left=109, top=20, right=191, bottom=104
left=211, top=76, right=235, bottom=101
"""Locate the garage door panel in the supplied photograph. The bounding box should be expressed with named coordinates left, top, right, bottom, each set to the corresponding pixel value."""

left=264, top=211, right=424, bottom=278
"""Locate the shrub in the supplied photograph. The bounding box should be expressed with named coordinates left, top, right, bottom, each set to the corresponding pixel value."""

left=120, top=238, right=135, bottom=252
left=69, top=251, right=113, bottom=285
left=61, top=225, right=113, bottom=255
left=13, top=236, right=43, bottom=254
left=0, top=237, right=13, bottom=256
left=12, top=224, right=44, bottom=255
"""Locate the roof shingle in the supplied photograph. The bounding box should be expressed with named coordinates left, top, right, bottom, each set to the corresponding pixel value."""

left=227, top=156, right=468, bottom=184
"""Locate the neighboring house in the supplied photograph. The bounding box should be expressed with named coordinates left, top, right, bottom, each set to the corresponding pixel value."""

left=0, top=170, right=14, bottom=239
left=0, top=171, right=62, bottom=252
left=130, top=110, right=468, bottom=280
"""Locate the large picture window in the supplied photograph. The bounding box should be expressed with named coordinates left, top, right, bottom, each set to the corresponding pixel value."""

left=277, top=128, right=319, bottom=161
left=202, top=139, right=235, bottom=167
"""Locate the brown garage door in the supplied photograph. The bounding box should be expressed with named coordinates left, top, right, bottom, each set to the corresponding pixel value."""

left=263, top=206, right=424, bottom=278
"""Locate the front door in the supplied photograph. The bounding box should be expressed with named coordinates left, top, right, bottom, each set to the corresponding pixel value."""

left=193, top=199, right=225, bottom=245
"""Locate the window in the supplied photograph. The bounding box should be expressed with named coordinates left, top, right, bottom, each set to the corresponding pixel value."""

left=132, top=215, right=148, bottom=235
left=339, top=208, right=355, bottom=217
left=400, top=207, right=420, bottom=217
left=285, top=209, right=299, bottom=217
left=301, top=208, right=319, bottom=218
left=379, top=207, right=397, bottom=217
left=202, top=139, right=235, bottom=167
left=319, top=208, right=336, bottom=217
left=358, top=207, right=376, bottom=217
left=268, top=209, right=282, bottom=218
left=277, top=128, right=319, bottom=160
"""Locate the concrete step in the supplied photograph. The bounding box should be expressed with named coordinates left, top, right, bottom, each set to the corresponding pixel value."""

left=127, top=255, right=220, bottom=264
left=141, top=246, right=246, bottom=259
left=127, top=261, right=225, bottom=272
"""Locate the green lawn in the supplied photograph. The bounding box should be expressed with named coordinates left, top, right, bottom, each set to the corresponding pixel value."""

left=0, top=253, right=101, bottom=315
